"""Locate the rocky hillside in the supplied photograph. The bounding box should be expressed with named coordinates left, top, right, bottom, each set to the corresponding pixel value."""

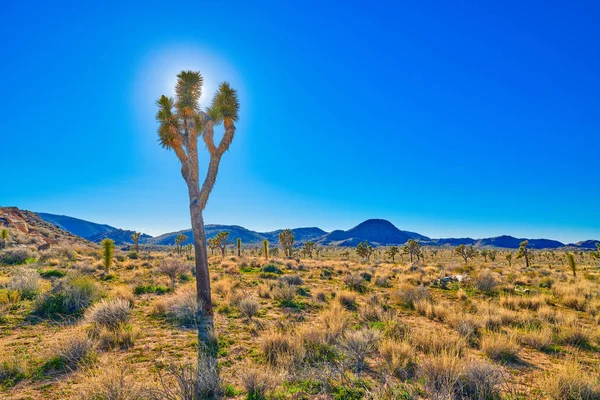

left=1, top=207, right=91, bottom=248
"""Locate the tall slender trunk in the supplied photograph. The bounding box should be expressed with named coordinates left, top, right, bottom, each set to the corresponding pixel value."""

left=189, top=192, right=214, bottom=341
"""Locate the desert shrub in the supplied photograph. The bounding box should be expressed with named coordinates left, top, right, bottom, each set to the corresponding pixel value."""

left=418, top=353, right=463, bottom=399
left=481, top=332, right=520, bottom=363
left=155, top=356, right=220, bottom=400
left=134, top=284, right=170, bottom=295
left=473, top=270, right=498, bottom=293
left=374, top=275, right=390, bottom=287
left=0, top=357, right=26, bottom=386
left=239, top=367, right=277, bottom=400
left=337, top=291, right=357, bottom=310
left=95, top=324, right=139, bottom=350
left=260, top=332, right=301, bottom=367
left=344, top=273, right=367, bottom=292
left=271, top=283, right=296, bottom=306
left=7, top=267, right=41, bottom=299
left=394, top=284, right=431, bottom=308
left=410, top=330, right=466, bottom=356
left=43, top=335, right=97, bottom=372
left=0, top=249, right=34, bottom=265
left=39, top=269, right=67, bottom=279
left=86, top=298, right=132, bottom=330
left=517, top=328, right=554, bottom=351
left=111, top=286, right=135, bottom=307
left=543, top=362, right=600, bottom=400
left=562, top=295, right=587, bottom=311
left=558, top=326, right=593, bottom=349
left=35, top=274, right=103, bottom=318
left=459, top=360, right=502, bottom=399
left=383, top=318, right=411, bottom=341
left=261, top=263, right=282, bottom=274
left=447, top=314, right=481, bottom=346
left=238, top=297, right=260, bottom=319
left=339, top=328, right=380, bottom=373
left=76, top=363, right=156, bottom=400
left=277, top=274, right=303, bottom=286
left=380, top=339, right=417, bottom=379
left=158, top=287, right=201, bottom=327
left=157, top=258, right=190, bottom=290
left=320, top=304, right=352, bottom=343
left=315, top=291, right=327, bottom=302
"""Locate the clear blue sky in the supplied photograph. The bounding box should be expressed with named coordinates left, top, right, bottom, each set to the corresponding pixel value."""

left=1, top=1, right=598, bottom=242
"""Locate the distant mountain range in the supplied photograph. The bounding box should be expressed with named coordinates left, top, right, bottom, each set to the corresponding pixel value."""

left=36, top=212, right=599, bottom=250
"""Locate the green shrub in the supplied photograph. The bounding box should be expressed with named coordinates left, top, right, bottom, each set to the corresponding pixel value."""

left=7, top=267, right=41, bottom=299
left=0, top=249, right=34, bottom=265
left=134, top=284, right=170, bottom=295
left=261, top=263, right=283, bottom=274
left=34, top=274, right=103, bottom=318
left=39, top=269, right=67, bottom=279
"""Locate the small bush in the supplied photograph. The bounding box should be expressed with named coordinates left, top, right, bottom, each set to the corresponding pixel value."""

left=86, top=298, right=132, bottom=330
left=239, top=367, right=276, bottom=400
left=0, top=249, right=34, bottom=265
left=394, top=284, right=431, bottom=308
left=158, top=287, right=201, bottom=327
left=380, top=339, right=417, bottom=379
left=543, top=362, right=600, bottom=400
left=261, top=263, right=283, bottom=274
left=481, top=332, right=520, bottom=363
left=473, top=270, right=498, bottom=293
left=344, top=274, right=367, bottom=292
left=337, top=291, right=357, bottom=310
left=44, top=335, right=97, bottom=372
left=34, top=274, right=103, bottom=318
left=340, top=328, right=380, bottom=373
left=39, top=269, right=67, bottom=279
left=238, top=297, right=260, bottom=319
left=134, top=284, right=170, bottom=295
left=419, top=353, right=462, bottom=399
left=0, top=357, right=26, bottom=386
left=7, top=267, right=41, bottom=299
left=277, top=274, right=303, bottom=286
left=272, top=283, right=296, bottom=306
left=459, top=360, right=502, bottom=399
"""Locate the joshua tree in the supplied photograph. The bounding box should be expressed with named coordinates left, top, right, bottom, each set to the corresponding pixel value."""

left=516, top=240, right=530, bottom=268
left=356, top=241, right=374, bottom=261
left=236, top=238, right=242, bottom=257
left=279, top=229, right=295, bottom=258
left=130, top=231, right=141, bottom=253
left=263, top=240, right=269, bottom=260
left=212, top=232, right=229, bottom=257
left=488, top=249, right=497, bottom=262
left=506, top=253, right=512, bottom=267
left=566, top=253, right=577, bottom=278
left=101, top=239, right=115, bottom=273
left=591, top=243, right=600, bottom=260
left=158, top=258, right=190, bottom=290
left=385, top=246, right=399, bottom=262
left=186, top=244, right=194, bottom=259
left=480, top=249, right=489, bottom=262
left=302, top=241, right=316, bottom=259
left=1, top=229, right=7, bottom=249
left=175, top=233, right=188, bottom=255
left=156, top=70, right=239, bottom=339
left=403, top=239, right=422, bottom=262
left=454, top=244, right=477, bottom=264
left=270, top=247, right=280, bottom=257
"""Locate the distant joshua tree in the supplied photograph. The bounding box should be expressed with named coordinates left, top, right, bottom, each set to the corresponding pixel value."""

left=356, top=241, right=374, bottom=261
left=480, top=249, right=489, bottom=262
left=174, top=233, right=188, bottom=255
left=263, top=240, right=269, bottom=260
left=566, top=253, right=577, bottom=278
left=592, top=243, right=600, bottom=260
left=488, top=249, right=497, bottom=262
left=101, top=239, right=115, bottom=273
left=506, top=253, right=513, bottom=267
left=156, top=70, right=239, bottom=340
left=302, top=241, right=317, bottom=259
left=403, top=239, right=422, bottom=262
left=279, top=229, right=295, bottom=258
left=454, top=244, right=477, bottom=264
left=130, top=231, right=141, bottom=253
left=1, top=229, right=7, bottom=249
left=237, top=238, right=242, bottom=257
left=385, top=246, right=399, bottom=262
left=516, top=240, right=530, bottom=268
left=212, top=232, right=229, bottom=257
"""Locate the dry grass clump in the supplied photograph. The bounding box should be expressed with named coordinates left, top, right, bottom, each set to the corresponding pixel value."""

left=76, top=362, right=156, bottom=400
left=337, top=290, right=357, bottom=310
left=557, top=325, right=593, bottom=348
left=154, top=355, right=220, bottom=400
left=155, top=286, right=201, bottom=327
left=393, top=284, right=431, bottom=308
left=418, top=352, right=463, bottom=399
left=379, top=339, right=417, bottom=379
left=517, top=327, right=554, bottom=351
left=50, top=334, right=97, bottom=371
left=409, top=328, right=466, bottom=356
left=481, top=332, right=520, bottom=363
left=472, top=270, right=499, bottom=293
left=320, top=304, right=352, bottom=343
left=86, top=298, right=131, bottom=330
left=343, top=273, right=367, bottom=292
left=260, top=331, right=303, bottom=368
left=111, top=286, right=135, bottom=307
left=339, top=327, right=380, bottom=372
left=460, top=360, right=503, bottom=400
left=447, top=313, right=481, bottom=346
left=500, top=294, right=546, bottom=311
left=543, top=361, right=600, bottom=400
left=7, top=267, right=41, bottom=299
left=239, top=367, right=278, bottom=400
left=238, top=296, right=260, bottom=319
left=271, top=283, right=296, bottom=305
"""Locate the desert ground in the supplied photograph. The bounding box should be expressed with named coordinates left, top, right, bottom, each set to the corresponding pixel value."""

left=1, top=227, right=600, bottom=400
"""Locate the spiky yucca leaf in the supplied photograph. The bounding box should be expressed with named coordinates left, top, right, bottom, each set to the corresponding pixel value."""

left=207, top=82, right=239, bottom=124
left=175, top=70, right=203, bottom=116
